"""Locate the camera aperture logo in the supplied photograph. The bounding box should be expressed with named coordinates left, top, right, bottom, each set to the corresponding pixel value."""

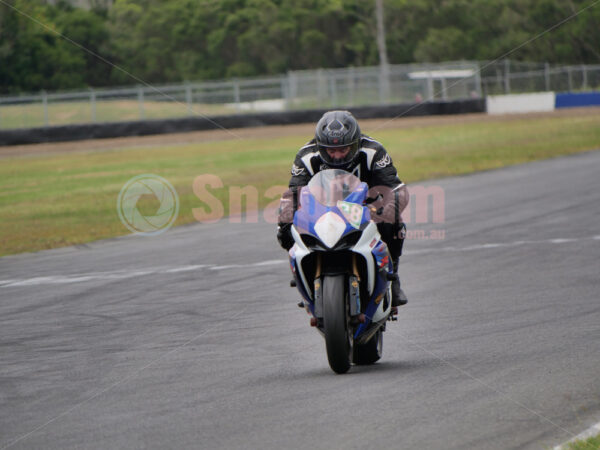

left=117, top=174, right=179, bottom=236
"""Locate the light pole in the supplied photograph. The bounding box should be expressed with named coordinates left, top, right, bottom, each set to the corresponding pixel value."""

left=375, top=0, right=391, bottom=104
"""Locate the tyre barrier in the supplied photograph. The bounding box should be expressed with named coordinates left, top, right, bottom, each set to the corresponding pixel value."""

left=0, top=99, right=485, bottom=146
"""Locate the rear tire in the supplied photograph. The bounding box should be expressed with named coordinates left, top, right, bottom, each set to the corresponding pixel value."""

left=354, top=329, right=382, bottom=365
left=322, top=275, right=351, bottom=374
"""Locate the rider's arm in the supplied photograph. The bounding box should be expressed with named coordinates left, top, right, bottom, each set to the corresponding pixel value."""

left=289, top=146, right=313, bottom=189
left=277, top=150, right=312, bottom=250
left=278, top=151, right=311, bottom=223
left=368, top=147, right=408, bottom=226
left=369, top=146, right=402, bottom=188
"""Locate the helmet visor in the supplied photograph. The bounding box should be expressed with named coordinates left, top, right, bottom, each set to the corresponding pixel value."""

left=319, top=144, right=358, bottom=167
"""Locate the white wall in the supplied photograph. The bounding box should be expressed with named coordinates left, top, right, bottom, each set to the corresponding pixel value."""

left=486, top=92, right=556, bottom=115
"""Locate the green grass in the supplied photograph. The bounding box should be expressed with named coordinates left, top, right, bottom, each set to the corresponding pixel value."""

left=0, top=100, right=237, bottom=129
left=0, top=111, right=599, bottom=256
left=566, top=434, right=600, bottom=450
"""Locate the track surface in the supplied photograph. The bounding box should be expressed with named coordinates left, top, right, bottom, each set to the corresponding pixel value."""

left=1, top=151, right=599, bottom=449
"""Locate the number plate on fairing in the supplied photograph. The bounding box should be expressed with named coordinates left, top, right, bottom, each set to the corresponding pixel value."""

left=337, top=201, right=364, bottom=229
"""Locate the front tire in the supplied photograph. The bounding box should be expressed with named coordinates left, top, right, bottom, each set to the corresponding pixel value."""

left=322, top=275, right=351, bottom=374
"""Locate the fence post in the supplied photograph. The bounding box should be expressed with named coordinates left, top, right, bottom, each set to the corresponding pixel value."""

left=426, top=72, right=434, bottom=101
left=348, top=66, right=355, bottom=107
left=137, top=86, right=145, bottom=119
left=233, top=80, right=241, bottom=112
left=582, top=64, right=588, bottom=89
left=504, top=59, right=510, bottom=94
left=567, top=66, right=573, bottom=92
left=185, top=83, right=193, bottom=116
left=287, top=71, right=297, bottom=108
left=378, top=63, right=391, bottom=105
left=90, top=88, right=97, bottom=122
left=440, top=77, right=448, bottom=100
left=42, top=90, right=49, bottom=127
left=544, top=62, right=550, bottom=91
left=329, top=73, right=337, bottom=107
left=281, top=76, right=291, bottom=110
left=474, top=62, right=482, bottom=98
left=317, top=69, right=326, bottom=108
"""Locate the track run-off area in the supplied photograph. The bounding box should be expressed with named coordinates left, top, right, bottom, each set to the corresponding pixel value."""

left=1, top=150, right=599, bottom=449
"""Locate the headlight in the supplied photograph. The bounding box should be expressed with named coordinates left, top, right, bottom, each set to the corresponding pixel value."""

left=333, top=231, right=361, bottom=250
left=300, top=231, right=361, bottom=251
left=314, top=211, right=346, bottom=248
left=300, top=234, right=325, bottom=250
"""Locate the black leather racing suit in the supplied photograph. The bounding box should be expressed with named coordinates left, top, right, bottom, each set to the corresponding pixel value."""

left=277, top=135, right=408, bottom=259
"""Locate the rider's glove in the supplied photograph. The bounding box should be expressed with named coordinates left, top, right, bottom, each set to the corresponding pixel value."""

left=277, top=222, right=294, bottom=251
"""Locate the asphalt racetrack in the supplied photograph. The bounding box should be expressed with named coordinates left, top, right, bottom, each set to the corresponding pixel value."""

left=1, top=151, right=599, bottom=449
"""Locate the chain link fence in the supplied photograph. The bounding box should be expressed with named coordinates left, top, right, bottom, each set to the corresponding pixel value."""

left=0, top=60, right=598, bottom=130
left=479, top=60, right=600, bottom=96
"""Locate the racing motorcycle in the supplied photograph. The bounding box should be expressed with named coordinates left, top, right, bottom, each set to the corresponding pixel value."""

left=288, top=169, right=396, bottom=374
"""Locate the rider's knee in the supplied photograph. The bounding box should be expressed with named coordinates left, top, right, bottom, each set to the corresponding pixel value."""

left=377, top=222, right=406, bottom=260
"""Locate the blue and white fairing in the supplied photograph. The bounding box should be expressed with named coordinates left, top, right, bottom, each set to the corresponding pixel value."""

left=288, top=169, right=393, bottom=335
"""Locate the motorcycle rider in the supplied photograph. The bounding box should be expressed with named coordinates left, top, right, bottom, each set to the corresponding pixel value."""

left=277, top=110, right=409, bottom=308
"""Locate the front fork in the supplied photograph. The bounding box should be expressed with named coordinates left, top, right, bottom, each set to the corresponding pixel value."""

left=348, top=253, right=361, bottom=317
left=313, top=253, right=363, bottom=321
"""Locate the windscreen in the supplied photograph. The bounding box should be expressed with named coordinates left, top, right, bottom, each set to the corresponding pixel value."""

left=304, top=169, right=363, bottom=207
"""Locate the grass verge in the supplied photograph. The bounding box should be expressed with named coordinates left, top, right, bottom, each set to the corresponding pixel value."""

left=0, top=110, right=599, bottom=256
left=0, top=100, right=236, bottom=129
left=566, top=434, right=600, bottom=450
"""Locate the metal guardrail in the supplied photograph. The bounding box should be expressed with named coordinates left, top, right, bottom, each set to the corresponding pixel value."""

left=0, top=60, right=598, bottom=130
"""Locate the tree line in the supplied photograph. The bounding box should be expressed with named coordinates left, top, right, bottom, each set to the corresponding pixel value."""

left=1, top=0, right=599, bottom=94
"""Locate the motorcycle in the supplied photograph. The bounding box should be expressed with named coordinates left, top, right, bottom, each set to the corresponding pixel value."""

left=288, top=169, right=396, bottom=374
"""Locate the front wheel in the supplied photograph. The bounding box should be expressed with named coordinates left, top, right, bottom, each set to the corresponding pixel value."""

left=322, top=275, right=351, bottom=374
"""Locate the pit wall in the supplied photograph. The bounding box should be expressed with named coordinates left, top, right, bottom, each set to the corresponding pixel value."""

left=486, top=91, right=600, bottom=114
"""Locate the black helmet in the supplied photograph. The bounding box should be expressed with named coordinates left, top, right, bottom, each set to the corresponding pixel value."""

left=315, top=110, right=361, bottom=169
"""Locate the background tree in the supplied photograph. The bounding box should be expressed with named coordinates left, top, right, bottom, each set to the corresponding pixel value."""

left=0, top=0, right=599, bottom=93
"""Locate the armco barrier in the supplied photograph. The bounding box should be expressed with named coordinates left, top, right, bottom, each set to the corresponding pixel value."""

left=0, top=99, right=485, bottom=146
left=486, top=92, right=556, bottom=115
left=555, top=91, right=600, bottom=108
